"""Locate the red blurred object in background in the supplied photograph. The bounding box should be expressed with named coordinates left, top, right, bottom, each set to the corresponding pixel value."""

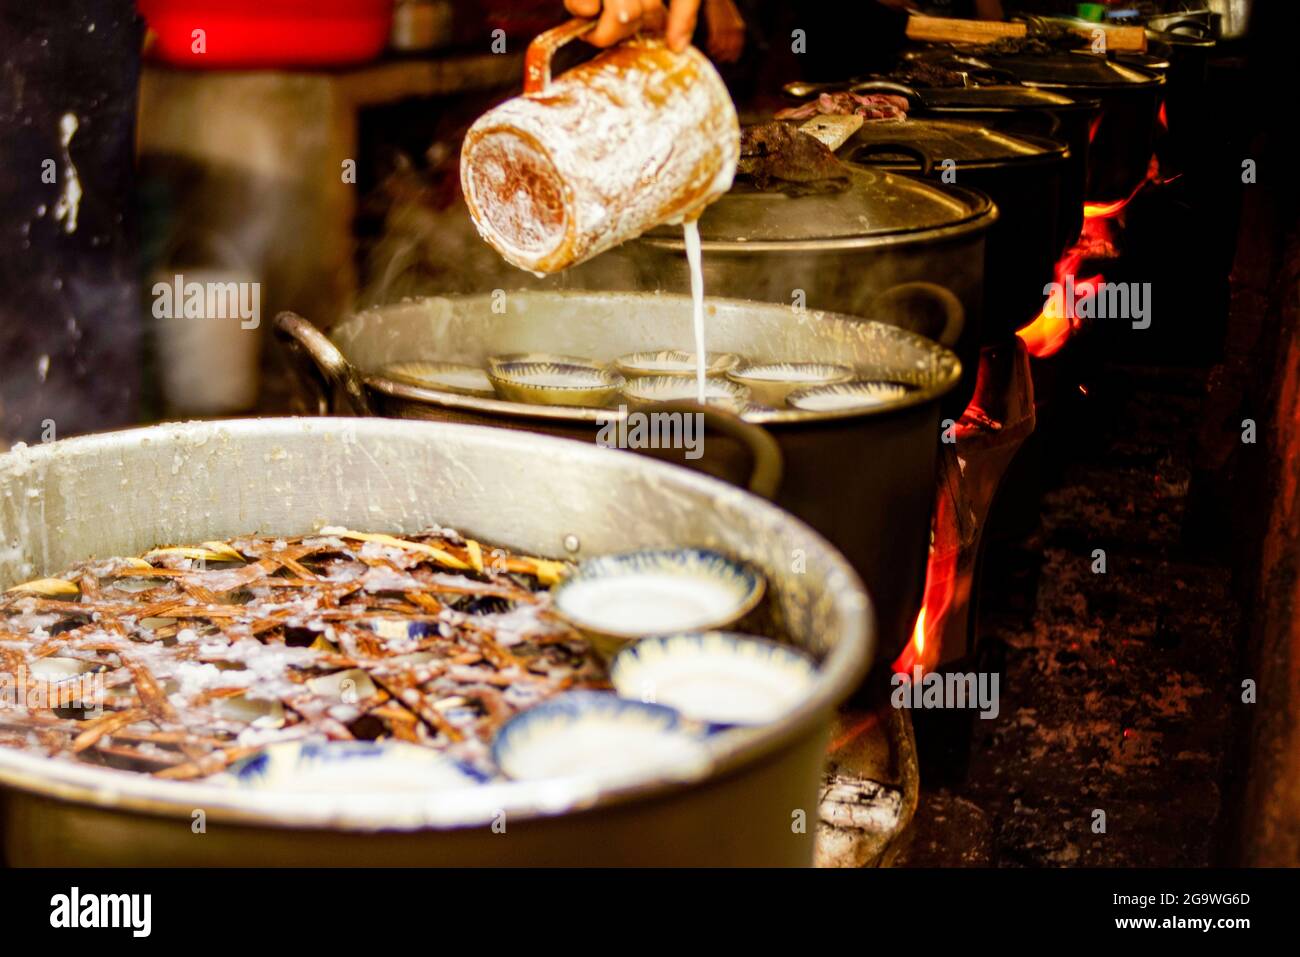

left=138, top=0, right=393, bottom=68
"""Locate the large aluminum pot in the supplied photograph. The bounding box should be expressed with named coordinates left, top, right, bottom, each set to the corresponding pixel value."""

left=1206, top=0, right=1252, bottom=40
left=275, top=290, right=961, bottom=664
left=973, top=53, right=1165, bottom=203
left=0, top=417, right=871, bottom=866
left=573, top=166, right=991, bottom=411
left=844, top=117, right=1070, bottom=340
left=844, top=82, right=1098, bottom=261
left=1141, top=22, right=1215, bottom=168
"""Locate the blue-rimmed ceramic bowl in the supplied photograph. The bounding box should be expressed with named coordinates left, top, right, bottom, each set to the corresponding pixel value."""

left=786, top=379, right=911, bottom=413
left=379, top=360, right=495, bottom=398
left=485, top=352, right=605, bottom=374
left=726, top=361, right=854, bottom=407
left=610, top=632, right=819, bottom=727
left=619, top=373, right=750, bottom=411
left=232, top=740, right=483, bottom=793
left=491, top=691, right=710, bottom=787
left=550, top=548, right=765, bottom=658
left=613, top=349, right=741, bottom=379
left=488, top=360, right=624, bottom=408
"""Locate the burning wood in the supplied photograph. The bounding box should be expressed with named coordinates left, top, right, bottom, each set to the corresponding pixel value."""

left=815, top=770, right=906, bottom=868
left=819, top=772, right=904, bottom=831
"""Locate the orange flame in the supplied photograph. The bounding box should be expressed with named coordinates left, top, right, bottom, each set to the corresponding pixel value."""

left=893, top=493, right=958, bottom=676
left=1083, top=154, right=1163, bottom=221
left=1017, top=155, right=1165, bottom=358
left=1016, top=236, right=1104, bottom=359
left=1084, top=198, right=1129, bottom=219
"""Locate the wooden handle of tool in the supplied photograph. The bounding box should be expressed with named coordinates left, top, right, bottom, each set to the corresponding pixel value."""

left=1079, top=25, right=1147, bottom=53
left=905, top=15, right=1025, bottom=45
left=905, top=15, right=1147, bottom=53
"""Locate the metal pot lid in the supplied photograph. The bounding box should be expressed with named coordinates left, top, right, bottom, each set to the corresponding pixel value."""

left=1147, top=28, right=1215, bottom=50
left=847, top=117, right=1067, bottom=170
left=644, top=165, right=993, bottom=246
left=918, top=84, right=1082, bottom=110
left=1117, top=51, right=1173, bottom=71
left=978, top=51, right=1166, bottom=88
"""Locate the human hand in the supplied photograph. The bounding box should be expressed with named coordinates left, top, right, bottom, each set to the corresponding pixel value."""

left=704, top=0, right=745, bottom=63
left=563, top=0, right=701, bottom=52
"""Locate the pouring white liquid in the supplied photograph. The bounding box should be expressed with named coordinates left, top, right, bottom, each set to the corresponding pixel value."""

left=682, top=220, right=708, bottom=404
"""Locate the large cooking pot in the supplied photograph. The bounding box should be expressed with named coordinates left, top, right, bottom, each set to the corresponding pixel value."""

left=1205, top=0, right=1252, bottom=41
left=840, top=82, right=1096, bottom=254
left=1142, top=21, right=1215, bottom=165
left=1146, top=8, right=1216, bottom=36
left=274, top=290, right=961, bottom=664
left=971, top=52, right=1165, bottom=202
left=0, top=417, right=871, bottom=865
left=843, top=117, right=1069, bottom=340
left=572, top=165, right=992, bottom=409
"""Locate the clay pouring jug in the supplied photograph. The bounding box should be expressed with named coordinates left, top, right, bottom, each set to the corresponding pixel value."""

left=461, top=19, right=740, bottom=275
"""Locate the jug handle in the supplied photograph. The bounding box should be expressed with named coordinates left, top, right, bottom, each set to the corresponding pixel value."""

left=525, top=19, right=598, bottom=94
left=654, top=401, right=783, bottom=501
left=273, top=311, right=373, bottom=417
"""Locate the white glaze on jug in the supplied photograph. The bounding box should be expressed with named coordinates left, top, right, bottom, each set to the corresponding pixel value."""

left=461, top=32, right=739, bottom=275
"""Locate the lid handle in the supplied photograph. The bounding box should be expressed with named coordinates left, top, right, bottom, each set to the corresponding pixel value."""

left=851, top=141, right=935, bottom=178
left=848, top=80, right=923, bottom=107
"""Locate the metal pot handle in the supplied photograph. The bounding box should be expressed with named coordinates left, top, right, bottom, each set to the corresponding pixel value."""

left=273, top=311, right=373, bottom=417
left=1021, top=107, right=1064, bottom=139
left=1154, top=18, right=1214, bottom=39
left=846, top=79, right=923, bottom=107
left=940, top=55, right=1022, bottom=86
left=654, top=401, right=783, bottom=501
left=780, top=75, right=872, bottom=100
left=850, top=142, right=935, bottom=178
left=524, top=18, right=597, bottom=94
left=874, top=281, right=965, bottom=348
